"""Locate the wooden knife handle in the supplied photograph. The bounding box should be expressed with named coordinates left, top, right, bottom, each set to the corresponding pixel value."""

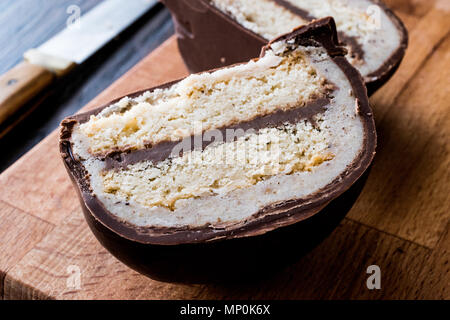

left=0, top=61, right=54, bottom=125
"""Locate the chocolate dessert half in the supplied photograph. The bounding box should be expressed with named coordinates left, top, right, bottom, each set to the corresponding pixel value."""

left=60, top=18, right=376, bottom=282
left=162, top=0, right=408, bottom=94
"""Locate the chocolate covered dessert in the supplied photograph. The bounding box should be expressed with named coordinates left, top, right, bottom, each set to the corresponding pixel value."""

left=163, top=0, right=408, bottom=94
left=60, top=18, right=376, bottom=281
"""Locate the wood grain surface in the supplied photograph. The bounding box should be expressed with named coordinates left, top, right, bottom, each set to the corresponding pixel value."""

left=0, top=0, right=449, bottom=299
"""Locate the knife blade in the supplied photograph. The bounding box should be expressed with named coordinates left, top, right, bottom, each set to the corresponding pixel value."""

left=0, top=0, right=157, bottom=127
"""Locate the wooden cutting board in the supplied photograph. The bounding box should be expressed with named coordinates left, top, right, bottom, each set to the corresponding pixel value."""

left=0, top=0, right=449, bottom=299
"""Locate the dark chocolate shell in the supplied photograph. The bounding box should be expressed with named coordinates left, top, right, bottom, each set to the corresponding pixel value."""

left=60, top=18, right=376, bottom=282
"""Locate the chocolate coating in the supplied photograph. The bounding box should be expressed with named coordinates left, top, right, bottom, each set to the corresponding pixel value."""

left=161, top=0, right=408, bottom=95
left=60, top=18, right=376, bottom=282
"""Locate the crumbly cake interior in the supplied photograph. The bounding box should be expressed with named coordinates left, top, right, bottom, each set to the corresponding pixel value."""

left=211, top=0, right=402, bottom=78
left=102, top=122, right=334, bottom=210
left=70, top=40, right=365, bottom=228
left=78, top=50, right=329, bottom=155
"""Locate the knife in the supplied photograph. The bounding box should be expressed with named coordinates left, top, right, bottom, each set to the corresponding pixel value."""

left=0, top=0, right=157, bottom=126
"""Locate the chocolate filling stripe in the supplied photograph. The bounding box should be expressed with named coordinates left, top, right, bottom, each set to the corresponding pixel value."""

left=271, top=0, right=364, bottom=60
left=337, top=32, right=364, bottom=61
left=103, top=97, right=331, bottom=170
left=272, top=0, right=315, bottom=21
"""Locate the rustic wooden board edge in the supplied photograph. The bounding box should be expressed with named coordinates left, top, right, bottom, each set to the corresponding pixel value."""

left=3, top=214, right=437, bottom=300
left=348, top=6, right=450, bottom=248
left=0, top=201, right=55, bottom=299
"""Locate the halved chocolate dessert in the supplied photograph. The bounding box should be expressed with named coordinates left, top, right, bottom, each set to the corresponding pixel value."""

left=60, top=18, right=376, bottom=282
left=162, top=0, right=408, bottom=94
